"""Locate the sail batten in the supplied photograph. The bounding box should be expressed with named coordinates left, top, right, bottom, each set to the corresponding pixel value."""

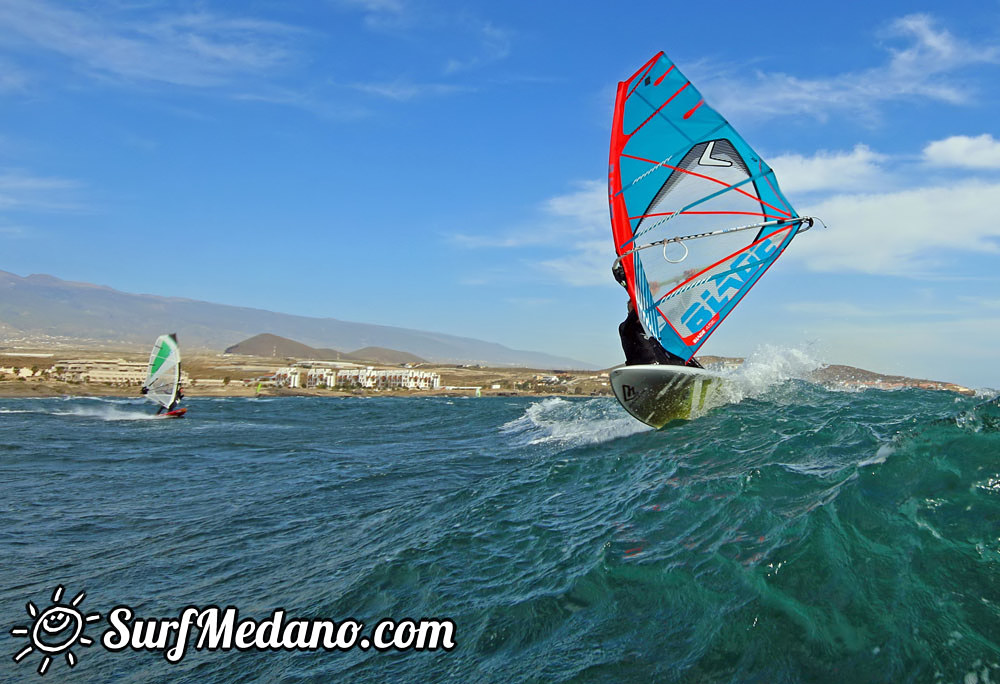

left=609, top=52, right=810, bottom=361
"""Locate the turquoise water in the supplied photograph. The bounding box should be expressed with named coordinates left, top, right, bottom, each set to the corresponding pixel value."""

left=1, top=371, right=998, bottom=682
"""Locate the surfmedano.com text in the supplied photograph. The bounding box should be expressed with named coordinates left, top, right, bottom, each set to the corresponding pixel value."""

left=102, top=606, right=456, bottom=663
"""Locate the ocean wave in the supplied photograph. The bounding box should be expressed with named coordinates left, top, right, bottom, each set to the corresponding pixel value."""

left=500, top=397, right=648, bottom=446
left=716, top=344, right=824, bottom=404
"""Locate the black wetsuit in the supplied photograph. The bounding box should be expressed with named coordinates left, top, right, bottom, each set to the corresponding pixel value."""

left=155, top=390, right=183, bottom=415
left=167, top=389, right=184, bottom=412
left=619, top=308, right=701, bottom=368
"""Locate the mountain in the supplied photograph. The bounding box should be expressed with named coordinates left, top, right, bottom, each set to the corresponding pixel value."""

left=346, top=347, right=427, bottom=365
left=224, top=334, right=427, bottom=366
left=810, top=364, right=974, bottom=394
left=0, top=270, right=594, bottom=369
left=224, top=334, right=344, bottom=360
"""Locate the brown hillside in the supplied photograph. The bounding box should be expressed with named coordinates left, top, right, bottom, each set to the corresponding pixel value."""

left=346, top=347, right=427, bottom=365
left=224, top=334, right=426, bottom=365
left=224, top=333, right=343, bottom=360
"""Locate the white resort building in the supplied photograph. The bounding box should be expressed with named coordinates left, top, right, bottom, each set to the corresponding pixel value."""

left=52, top=359, right=141, bottom=385
left=274, top=366, right=441, bottom=391
left=44, top=359, right=191, bottom=386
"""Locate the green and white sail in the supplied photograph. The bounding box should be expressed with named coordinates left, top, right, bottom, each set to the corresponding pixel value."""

left=142, top=333, right=181, bottom=409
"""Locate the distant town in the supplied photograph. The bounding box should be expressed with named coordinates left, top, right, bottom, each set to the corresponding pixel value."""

left=0, top=333, right=977, bottom=398
left=0, top=342, right=614, bottom=398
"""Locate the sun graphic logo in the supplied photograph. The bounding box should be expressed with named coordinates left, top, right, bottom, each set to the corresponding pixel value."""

left=10, top=585, right=101, bottom=676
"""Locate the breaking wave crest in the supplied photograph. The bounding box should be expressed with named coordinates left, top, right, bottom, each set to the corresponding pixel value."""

left=500, top=397, right=648, bottom=445
left=716, top=344, right=824, bottom=404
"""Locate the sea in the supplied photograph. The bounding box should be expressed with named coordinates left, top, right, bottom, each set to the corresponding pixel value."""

left=1, top=352, right=998, bottom=683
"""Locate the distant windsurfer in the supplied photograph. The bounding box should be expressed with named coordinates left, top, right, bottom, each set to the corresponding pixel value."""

left=154, top=386, right=183, bottom=415
left=169, top=386, right=184, bottom=411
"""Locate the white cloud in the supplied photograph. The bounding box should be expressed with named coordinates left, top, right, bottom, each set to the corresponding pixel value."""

left=517, top=140, right=1000, bottom=286
left=454, top=179, right=607, bottom=249
left=337, top=0, right=406, bottom=12
left=453, top=180, right=617, bottom=286
left=349, top=80, right=470, bottom=101
left=334, top=0, right=409, bottom=30
left=784, top=299, right=960, bottom=319
left=790, top=179, right=1000, bottom=274
left=540, top=179, right=607, bottom=233
left=770, top=145, right=889, bottom=194
left=444, top=22, right=512, bottom=74
left=0, top=57, right=27, bottom=92
left=452, top=231, right=551, bottom=249
left=0, top=170, right=83, bottom=211
left=0, top=0, right=300, bottom=88
left=958, top=295, right=1000, bottom=309
left=504, top=297, right=556, bottom=307
left=923, top=134, right=1000, bottom=169
left=539, top=238, right=613, bottom=287
left=705, top=14, right=1000, bottom=121
left=526, top=180, right=619, bottom=286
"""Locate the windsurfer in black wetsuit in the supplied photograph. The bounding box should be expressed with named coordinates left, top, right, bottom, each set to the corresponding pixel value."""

left=619, top=299, right=690, bottom=366
left=150, top=386, right=183, bottom=415
left=166, top=386, right=184, bottom=413
left=613, top=261, right=702, bottom=368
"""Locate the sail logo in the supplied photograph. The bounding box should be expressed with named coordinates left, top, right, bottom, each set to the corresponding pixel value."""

left=698, top=141, right=732, bottom=167
left=679, top=237, right=779, bottom=341
left=621, top=384, right=637, bottom=402
left=689, top=313, right=720, bottom=345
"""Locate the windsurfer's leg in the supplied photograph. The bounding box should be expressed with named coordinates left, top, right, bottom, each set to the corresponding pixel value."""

left=643, top=340, right=691, bottom=367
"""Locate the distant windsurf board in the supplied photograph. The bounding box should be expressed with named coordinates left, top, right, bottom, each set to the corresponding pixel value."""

left=155, top=408, right=187, bottom=419
left=610, top=365, right=724, bottom=428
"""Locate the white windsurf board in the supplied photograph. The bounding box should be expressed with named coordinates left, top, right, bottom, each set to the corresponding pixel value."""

left=610, top=364, right=725, bottom=428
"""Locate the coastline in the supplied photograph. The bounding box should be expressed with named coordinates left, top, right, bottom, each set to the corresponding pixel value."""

left=0, top=349, right=978, bottom=399
left=0, top=380, right=577, bottom=400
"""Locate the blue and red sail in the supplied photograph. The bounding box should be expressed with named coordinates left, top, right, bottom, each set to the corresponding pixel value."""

left=609, top=52, right=810, bottom=362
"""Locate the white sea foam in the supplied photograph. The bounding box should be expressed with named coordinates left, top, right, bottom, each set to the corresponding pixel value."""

left=714, top=344, right=824, bottom=405
left=49, top=405, right=159, bottom=421
left=499, top=347, right=824, bottom=444
left=858, top=444, right=894, bottom=467
left=501, top=397, right=648, bottom=446
left=70, top=395, right=145, bottom=404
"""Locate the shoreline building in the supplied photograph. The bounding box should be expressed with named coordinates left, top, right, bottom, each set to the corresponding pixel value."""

left=274, top=365, right=440, bottom=391
left=51, top=359, right=187, bottom=385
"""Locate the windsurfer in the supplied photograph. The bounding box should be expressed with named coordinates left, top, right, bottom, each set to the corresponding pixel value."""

left=168, top=386, right=184, bottom=411
left=153, top=386, right=183, bottom=415
left=614, top=262, right=701, bottom=368
left=620, top=299, right=688, bottom=366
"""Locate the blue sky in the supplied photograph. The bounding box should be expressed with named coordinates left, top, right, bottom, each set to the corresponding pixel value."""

left=1, top=0, right=999, bottom=388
